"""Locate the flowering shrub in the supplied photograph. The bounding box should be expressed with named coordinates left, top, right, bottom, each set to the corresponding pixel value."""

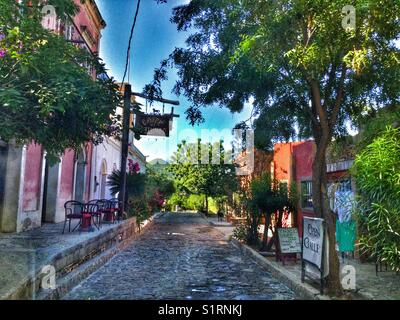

left=128, top=159, right=140, bottom=174
left=149, top=189, right=165, bottom=212
left=128, top=197, right=151, bottom=231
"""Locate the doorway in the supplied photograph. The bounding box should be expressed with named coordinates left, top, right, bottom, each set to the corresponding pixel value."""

left=74, top=148, right=86, bottom=203
left=100, top=160, right=107, bottom=199
left=41, top=158, right=60, bottom=223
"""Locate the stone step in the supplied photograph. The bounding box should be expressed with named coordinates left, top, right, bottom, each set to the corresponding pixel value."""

left=3, top=213, right=161, bottom=300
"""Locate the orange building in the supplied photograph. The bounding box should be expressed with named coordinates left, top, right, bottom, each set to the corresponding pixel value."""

left=273, top=140, right=355, bottom=236
left=272, top=141, right=316, bottom=234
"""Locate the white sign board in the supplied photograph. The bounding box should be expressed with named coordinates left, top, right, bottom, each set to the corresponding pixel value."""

left=302, top=217, right=324, bottom=269
left=277, top=228, right=301, bottom=253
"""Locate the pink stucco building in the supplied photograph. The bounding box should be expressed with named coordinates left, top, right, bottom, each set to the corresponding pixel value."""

left=0, top=1, right=107, bottom=232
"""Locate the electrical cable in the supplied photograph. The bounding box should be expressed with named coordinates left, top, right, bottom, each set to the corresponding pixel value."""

left=121, top=0, right=141, bottom=86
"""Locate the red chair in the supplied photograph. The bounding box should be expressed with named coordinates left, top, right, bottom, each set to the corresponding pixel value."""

left=63, top=201, right=84, bottom=234
left=87, top=199, right=106, bottom=229
left=81, top=202, right=100, bottom=231
left=100, top=199, right=119, bottom=223
left=109, top=199, right=122, bottom=223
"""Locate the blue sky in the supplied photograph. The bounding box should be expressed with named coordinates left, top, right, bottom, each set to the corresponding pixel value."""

left=95, top=0, right=253, bottom=161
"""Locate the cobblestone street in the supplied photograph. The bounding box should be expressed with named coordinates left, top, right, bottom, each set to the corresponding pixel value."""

left=64, top=212, right=298, bottom=300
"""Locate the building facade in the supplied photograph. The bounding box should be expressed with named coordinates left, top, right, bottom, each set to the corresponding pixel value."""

left=272, top=140, right=355, bottom=237
left=272, top=141, right=315, bottom=235
left=234, top=139, right=355, bottom=242
left=0, top=0, right=107, bottom=232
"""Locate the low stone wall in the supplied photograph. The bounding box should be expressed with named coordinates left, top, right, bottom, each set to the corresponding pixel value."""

left=5, top=214, right=159, bottom=300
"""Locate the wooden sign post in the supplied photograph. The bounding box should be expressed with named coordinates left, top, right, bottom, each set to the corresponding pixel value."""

left=118, top=83, right=179, bottom=216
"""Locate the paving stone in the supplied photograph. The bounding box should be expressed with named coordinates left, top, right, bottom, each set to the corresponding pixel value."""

left=64, top=212, right=298, bottom=300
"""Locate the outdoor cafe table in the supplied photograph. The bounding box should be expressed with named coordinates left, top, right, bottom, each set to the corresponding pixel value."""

left=80, top=212, right=95, bottom=232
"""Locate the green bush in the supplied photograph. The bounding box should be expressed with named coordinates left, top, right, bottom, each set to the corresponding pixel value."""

left=186, top=194, right=205, bottom=212
left=233, top=224, right=248, bottom=242
left=127, top=197, right=151, bottom=229
left=353, top=126, right=400, bottom=271
left=167, top=192, right=187, bottom=209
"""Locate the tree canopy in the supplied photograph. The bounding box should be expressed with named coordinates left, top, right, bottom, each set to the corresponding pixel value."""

left=0, top=0, right=121, bottom=159
left=146, top=0, right=400, bottom=295
left=168, top=139, right=238, bottom=213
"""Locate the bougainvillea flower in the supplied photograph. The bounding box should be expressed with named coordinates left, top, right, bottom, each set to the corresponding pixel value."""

left=127, top=159, right=140, bottom=174
left=133, top=162, right=140, bottom=173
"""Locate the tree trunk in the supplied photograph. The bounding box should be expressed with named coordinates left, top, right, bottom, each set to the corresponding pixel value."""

left=205, top=195, right=209, bottom=216
left=266, top=210, right=283, bottom=251
left=248, top=211, right=260, bottom=245
left=265, top=233, right=276, bottom=251
left=261, top=213, right=271, bottom=251
left=312, top=134, right=343, bottom=296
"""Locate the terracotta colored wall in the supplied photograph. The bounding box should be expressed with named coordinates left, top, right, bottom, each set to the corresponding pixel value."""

left=273, top=143, right=293, bottom=182
left=273, top=141, right=316, bottom=236
left=293, top=141, right=314, bottom=181
left=237, top=149, right=273, bottom=194
left=293, top=141, right=316, bottom=236
left=22, top=143, right=43, bottom=211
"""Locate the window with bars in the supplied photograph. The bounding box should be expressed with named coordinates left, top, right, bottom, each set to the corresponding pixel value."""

left=301, top=181, right=313, bottom=209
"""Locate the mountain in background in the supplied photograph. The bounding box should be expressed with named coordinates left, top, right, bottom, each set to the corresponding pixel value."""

left=148, top=158, right=168, bottom=166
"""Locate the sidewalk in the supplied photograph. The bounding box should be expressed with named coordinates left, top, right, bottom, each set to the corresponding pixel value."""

left=0, top=214, right=160, bottom=300
left=200, top=213, right=235, bottom=240
left=232, top=239, right=400, bottom=300
left=192, top=213, right=400, bottom=300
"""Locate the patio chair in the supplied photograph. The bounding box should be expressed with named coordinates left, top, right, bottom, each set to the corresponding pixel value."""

left=109, top=198, right=123, bottom=222
left=63, top=201, right=84, bottom=234
left=82, top=202, right=101, bottom=231
left=87, top=199, right=106, bottom=229
left=99, top=198, right=119, bottom=224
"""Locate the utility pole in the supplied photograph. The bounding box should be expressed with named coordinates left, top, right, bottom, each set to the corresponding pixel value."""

left=119, top=83, right=131, bottom=216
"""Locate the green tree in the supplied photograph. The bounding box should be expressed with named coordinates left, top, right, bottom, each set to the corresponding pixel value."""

left=146, top=162, right=175, bottom=211
left=250, top=173, right=294, bottom=251
left=107, top=169, right=146, bottom=201
left=147, top=0, right=400, bottom=295
left=242, top=194, right=263, bottom=246
left=168, top=139, right=238, bottom=214
left=0, top=0, right=121, bottom=159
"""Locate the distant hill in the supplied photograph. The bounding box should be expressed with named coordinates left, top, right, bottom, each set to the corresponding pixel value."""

left=147, top=158, right=170, bottom=174
left=148, top=158, right=168, bottom=166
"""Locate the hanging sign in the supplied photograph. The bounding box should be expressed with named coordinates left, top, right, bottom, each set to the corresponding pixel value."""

left=135, top=113, right=172, bottom=137
left=277, top=228, right=301, bottom=254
